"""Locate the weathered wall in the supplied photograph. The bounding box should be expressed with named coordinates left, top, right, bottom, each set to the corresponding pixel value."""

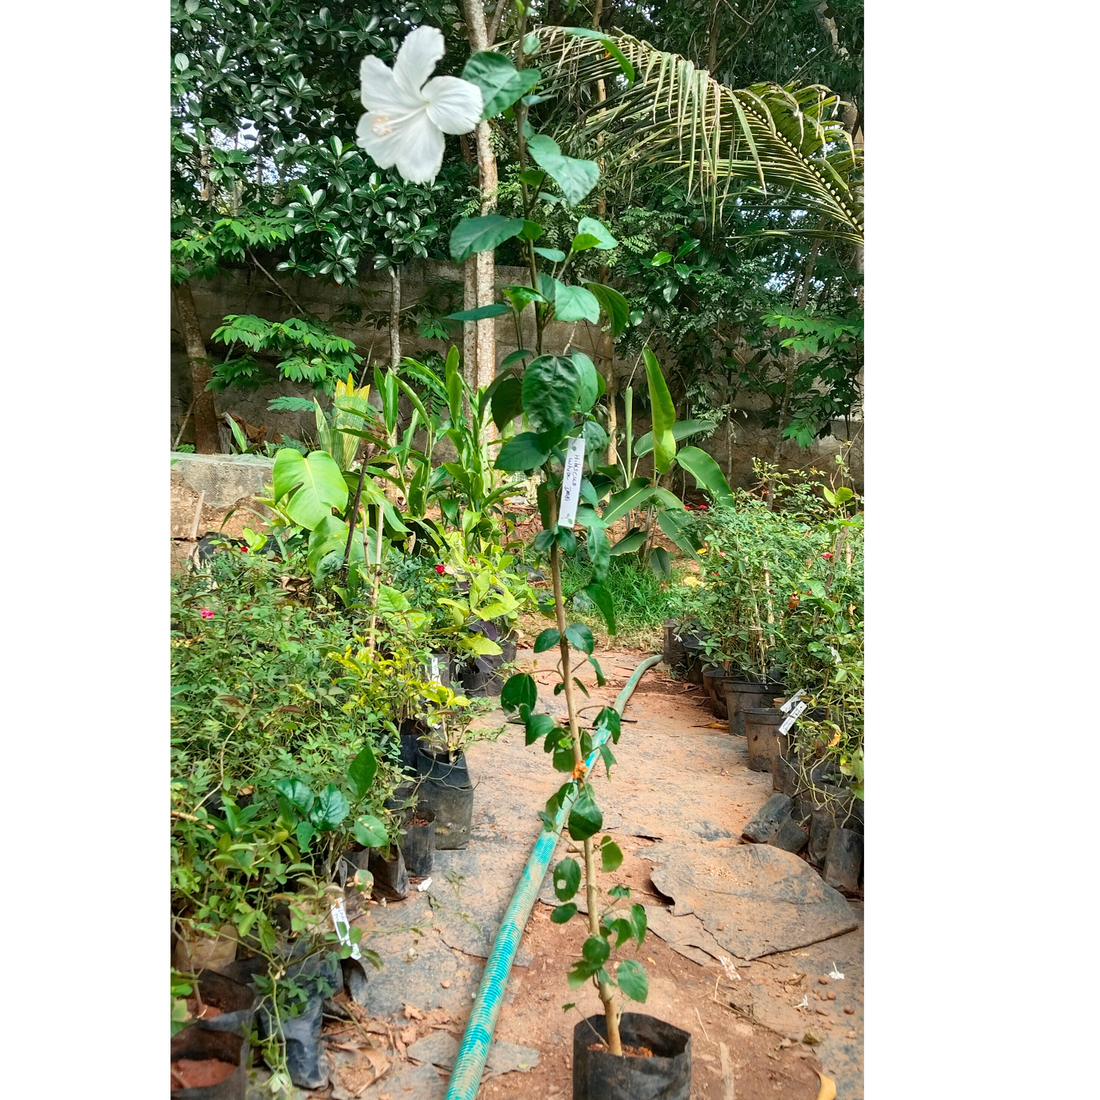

left=171, top=260, right=863, bottom=493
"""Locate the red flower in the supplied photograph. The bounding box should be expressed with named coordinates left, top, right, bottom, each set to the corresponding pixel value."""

left=435, top=563, right=446, bottom=575
left=697, top=503, right=708, bottom=510
left=822, top=551, right=833, bottom=560
left=200, top=608, right=215, bottom=620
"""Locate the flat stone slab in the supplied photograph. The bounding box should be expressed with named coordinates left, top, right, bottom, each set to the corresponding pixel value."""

left=407, top=1030, right=540, bottom=1077
left=645, top=843, right=858, bottom=959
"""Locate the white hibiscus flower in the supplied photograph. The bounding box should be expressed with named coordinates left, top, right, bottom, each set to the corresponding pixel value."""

left=356, top=26, right=483, bottom=185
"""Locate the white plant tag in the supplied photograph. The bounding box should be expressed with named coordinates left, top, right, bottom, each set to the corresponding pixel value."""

left=557, top=436, right=586, bottom=529
left=778, top=699, right=807, bottom=735
left=330, top=903, right=361, bottom=960
left=779, top=689, right=806, bottom=714
left=429, top=655, right=441, bottom=685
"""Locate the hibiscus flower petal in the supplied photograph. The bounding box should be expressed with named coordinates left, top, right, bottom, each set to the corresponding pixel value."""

left=424, top=75, right=483, bottom=133
left=360, top=55, right=408, bottom=115
left=379, top=109, right=445, bottom=184
left=392, top=25, right=444, bottom=99
left=356, top=109, right=401, bottom=169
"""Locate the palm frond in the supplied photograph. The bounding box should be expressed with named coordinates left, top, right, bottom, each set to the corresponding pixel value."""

left=529, top=28, right=863, bottom=244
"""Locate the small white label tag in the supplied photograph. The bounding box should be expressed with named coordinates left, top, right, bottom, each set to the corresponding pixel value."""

left=778, top=699, right=807, bottom=735
left=557, top=436, right=586, bottom=529
left=330, top=903, right=361, bottom=960
left=429, top=655, right=441, bottom=685
left=779, top=689, right=806, bottom=714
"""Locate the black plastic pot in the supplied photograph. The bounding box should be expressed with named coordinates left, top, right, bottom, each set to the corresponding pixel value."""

left=701, top=667, right=729, bottom=719
left=398, top=718, right=428, bottom=775
left=171, top=1024, right=248, bottom=1099
left=456, top=631, right=518, bottom=697
left=416, top=746, right=474, bottom=850
left=368, top=843, right=410, bottom=900
left=190, top=970, right=259, bottom=1037
left=258, top=993, right=326, bottom=1090
left=401, top=803, right=436, bottom=877
left=573, top=1013, right=692, bottom=1100
left=722, top=680, right=776, bottom=737
left=743, top=707, right=789, bottom=773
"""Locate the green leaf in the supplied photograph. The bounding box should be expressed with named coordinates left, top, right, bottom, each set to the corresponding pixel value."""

left=608, top=883, right=631, bottom=899
left=616, top=958, right=649, bottom=1002
left=610, top=529, right=647, bottom=556
left=496, top=432, right=551, bottom=471
left=352, top=814, right=387, bottom=848
left=601, top=482, right=654, bottom=526
left=310, top=784, right=350, bottom=831
left=525, top=712, right=557, bottom=745
left=445, top=302, right=511, bottom=321
left=582, top=582, right=616, bottom=634
left=274, top=778, right=315, bottom=816
left=657, top=509, right=701, bottom=559
left=551, top=283, right=600, bottom=324
left=522, top=355, right=581, bottom=432
left=553, top=741, right=575, bottom=772
left=584, top=282, right=630, bottom=336
left=564, top=27, right=635, bottom=82
left=295, top=820, right=315, bottom=850
left=500, top=348, right=534, bottom=369
left=449, top=215, right=526, bottom=262
left=567, top=959, right=598, bottom=988
left=565, top=622, right=595, bottom=655
left=630, top=902, right=648, bottom=945
left=574, top=217, right=617, bottom=249
left=568, top=785, right=603, bottom=841
left=643, top=348, right=676, bottom=475
left=571, top=351, right=600, bottom=412
left=534, top=628, right=561, bottom=653
left=594, top=706, right=622, bottom=743
left=462, top=51, right=541, bottom=119
left=526, top=134, right=599, bottom=206
left=635, top=419, right=717, bottom=456
left=551, top=903, right=578, bottom=924
left=272, top=449, right=348, bottom=530
left=501, top=285, right=547, bottom=312
left=675, top=446, right=736, bottom=508
left=650, top=546, right=672, bottom=576
left=598, top=742, right=616, bottom=776
left=347, top=744, right=378, bottom=800
left=501, top=673, right=538, bottom=712
left=587, top=525, right=610, bottom=583
left=534, top=246, right=567, bottom=262
left=554, top=857, right=581, bottom=901
left=583, top=420, right=608, bottom=456
left=600, top=836, right=623, bottom=872
left=582, top=935, right=611, bottom=967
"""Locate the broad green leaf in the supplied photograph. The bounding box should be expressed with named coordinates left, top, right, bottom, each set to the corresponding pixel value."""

left=630, top=902, right=648, bottom=945
left=525, top=712, right=557, bottom=745
left=676, top=445, right=736, bottom=508
left=501, top=672, right=538, bottom=712
left=650, top=546, right=672, bottom=576
left=348, top=744, right=378, bottom=800
left=600, top=836, right=623, bottom=872
left=501, top=285, right=547, bottom=312
left=568, top=351, right=600, bottom=413
left=522, top=355, right=581, bottom=432
left=609, top=529, right=647, bottom=556
left=445, top=302, right=511, bottom=321
left=534, top=246, right=567, bottom=262
left=274, top=778, right=315, bottom=816
left=657, top=509, right=701, bottom=559
left=500, top=348, right=534, bottom=369
left=584, top=282, right=630, bottom=336
left=616, top=958, right=649, bottom=1002
left=565, top=622, right=595, bottom=654
left=295, top=820, right=314, bottom=850
left=554, top=857, right=581, bottom=901
left=551, top=283, right=600, bottom=323
left=643, top=348, right=676, bottom=474
left=635, top=419, right=716, bottom=457
left=496, top=431, right=550, bottom=471
left=534, top=628, right=561, bottom=653
left=568, top=784, right=603, bottom=841
left=551, top=903, right=577, bottom=924
left=526, top=134, right=599, bottom=206
left=587, top=525, right=610, bottom=583
left=272, top=449, right=348, bottom=530
left=582, top=935, right=610, bottom=967
left=582, top=420, right=608, bottom=458
left=601, top=480, right=654, bottom=525
left=352, top=813, right=387, bottom=848
left=564, top=27, right=635, bottom=82
left=583, top=582, right=616, bottom=634
left=450, top=215, right=526, bottom=262
left=310, top=784, right=350, bottom=831
left=462, top=51, right=540, bottom=119
left=553, top=741, right=575, bottom=772
left=567, top=959, right=599, bottom=988
left=575, top=217, right=617, bottom=249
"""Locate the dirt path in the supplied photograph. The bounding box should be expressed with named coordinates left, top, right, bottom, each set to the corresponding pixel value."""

left=328, top=647, right=863, bottom=1100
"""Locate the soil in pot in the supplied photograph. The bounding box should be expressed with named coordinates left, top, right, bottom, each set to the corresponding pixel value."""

left=171, top=1025, right=247, bottom=1099
left=188, top=970, right=259, bottom=1036
left=701, top=667, right=729, bottom=719
left=573, top=1012, right=692, bottom=1100
left=400, top=803, right=436, bottom=877
left=743, top=707, right=790, bottom=773
left=416, top=746, right=474, bottom=849
left=722, top=681, right=775, bottom=737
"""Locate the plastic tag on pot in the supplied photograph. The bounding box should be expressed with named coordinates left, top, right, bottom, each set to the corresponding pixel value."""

left=330, top=904, right=361, bottom=961
left=779, top=699, right=807, bottom=734
left=429, top=655, right=442, bottom=684
left=557, top=436, right=585, bottom=528
left=779, top=688, right=805, bottom=713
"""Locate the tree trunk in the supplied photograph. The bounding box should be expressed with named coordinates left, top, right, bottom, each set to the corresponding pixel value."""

left=172, top=280, right=220, bottom=453
left=463, top=0, right=499, bottom=400
left=389, top=267, right=402, bottom=368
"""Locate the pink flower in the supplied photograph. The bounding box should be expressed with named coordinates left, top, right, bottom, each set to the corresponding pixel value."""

left=435, top=563, right=446, bottom=575
left=200, top=608, right=215, bottom=620
left=822, top=551, right=833, bottom=560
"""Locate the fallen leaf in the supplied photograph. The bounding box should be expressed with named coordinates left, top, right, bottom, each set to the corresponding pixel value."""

left=815, top=1071, right=837, bottom=1100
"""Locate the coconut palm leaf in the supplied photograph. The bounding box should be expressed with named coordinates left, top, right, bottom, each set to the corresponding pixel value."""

left=527, top=28, right=863, bottom=244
